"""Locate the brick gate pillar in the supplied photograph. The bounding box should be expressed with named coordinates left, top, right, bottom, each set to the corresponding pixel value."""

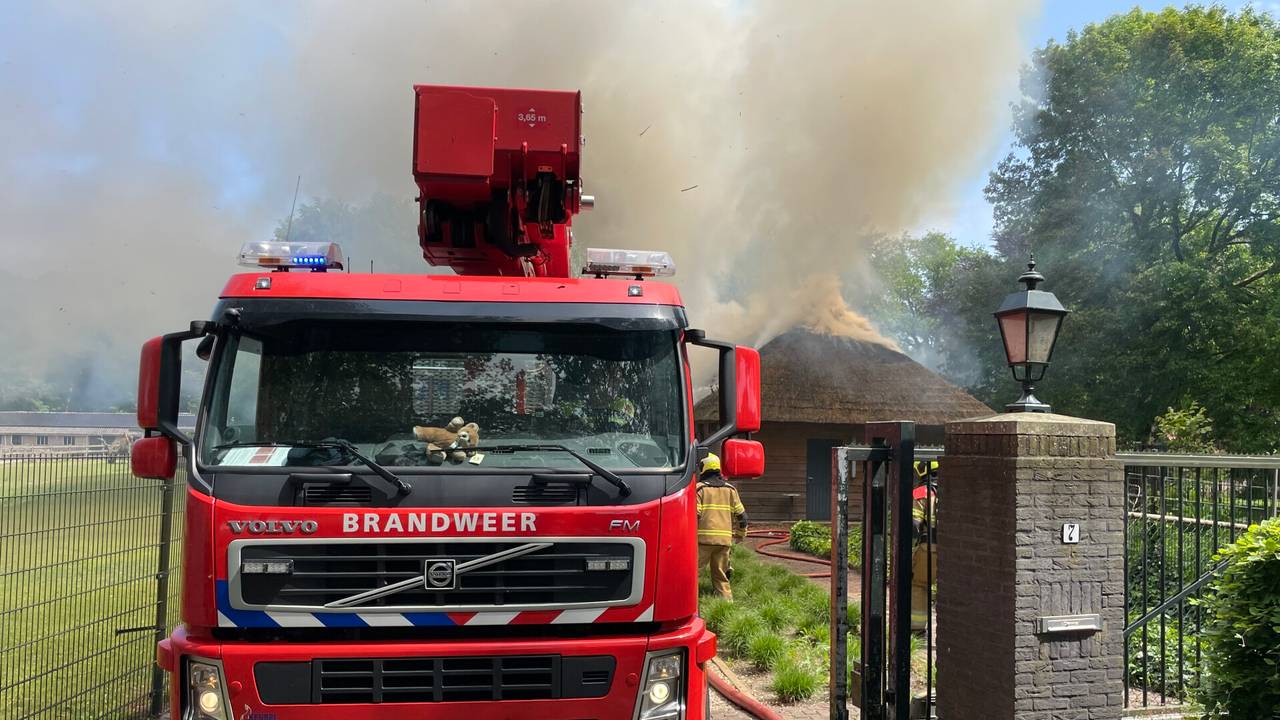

left=937, top=413, right=1125, bottom=719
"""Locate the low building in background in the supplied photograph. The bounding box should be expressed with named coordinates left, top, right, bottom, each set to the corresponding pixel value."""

left=696, top=328, right=991, bottom=521
left=0, top=411, right=196, bottom=457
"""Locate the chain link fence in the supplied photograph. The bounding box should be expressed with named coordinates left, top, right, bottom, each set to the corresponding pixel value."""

left=0, top=453, right=184, bottom=720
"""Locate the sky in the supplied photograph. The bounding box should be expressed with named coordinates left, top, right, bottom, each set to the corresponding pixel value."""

left=0, top=0, right=1272, bottom=406
left=922, top=0, right=1267, bottom=247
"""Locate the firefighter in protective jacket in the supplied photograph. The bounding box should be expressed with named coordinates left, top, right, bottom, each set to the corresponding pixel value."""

left=911, top=460, right=939, bottom=631
left=696, top=453, right=748, bottom=599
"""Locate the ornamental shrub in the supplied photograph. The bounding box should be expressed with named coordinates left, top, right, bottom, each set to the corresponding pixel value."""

left=789, top=520, right=862, bottom=566
left=1195, top=519, right=1280, bottom=717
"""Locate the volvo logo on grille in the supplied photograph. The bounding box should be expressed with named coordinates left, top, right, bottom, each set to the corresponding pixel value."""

left=424, top=560, right=457, bottom=590
left=227, top=520, right=318, bottom=535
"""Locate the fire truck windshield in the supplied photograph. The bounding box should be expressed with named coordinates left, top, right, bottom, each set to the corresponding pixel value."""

left=199, top=321, right=686, bottom=471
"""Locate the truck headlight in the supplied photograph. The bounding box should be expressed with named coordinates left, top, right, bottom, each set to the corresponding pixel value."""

left=187, top=659, right=230, bottom=720
left=636, top=650, right=684, bottom=720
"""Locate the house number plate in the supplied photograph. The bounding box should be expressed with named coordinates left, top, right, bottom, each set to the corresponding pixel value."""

left=1061, top=523, right=1081, bottom=544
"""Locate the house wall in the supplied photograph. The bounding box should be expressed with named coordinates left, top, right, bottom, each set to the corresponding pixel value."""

left=698, top=421, right=857, bottom=522
left=748, top=421, right=861, bottom=522
left=697, top=420, right=948, bottom=523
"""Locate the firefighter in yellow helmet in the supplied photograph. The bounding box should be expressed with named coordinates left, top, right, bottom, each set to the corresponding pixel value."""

left=696, top=453, right=748, bottom=599
left=911, top=460, right=939, bottom=631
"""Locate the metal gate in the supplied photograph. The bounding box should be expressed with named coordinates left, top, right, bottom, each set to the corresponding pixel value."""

left=829, top=421, right=936, bottom=720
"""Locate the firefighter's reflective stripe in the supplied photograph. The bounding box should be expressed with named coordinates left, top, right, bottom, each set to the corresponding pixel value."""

left=696, top=480, right=747, bottom=547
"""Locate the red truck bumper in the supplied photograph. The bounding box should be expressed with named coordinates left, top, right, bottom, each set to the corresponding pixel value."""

left=158, top=618, right=716, bottom=720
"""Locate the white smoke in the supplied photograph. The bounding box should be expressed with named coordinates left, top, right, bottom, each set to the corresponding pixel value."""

left=0, top=1, right=1036, bottom=405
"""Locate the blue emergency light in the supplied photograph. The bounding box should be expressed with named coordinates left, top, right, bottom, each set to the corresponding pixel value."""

left=238, top=241, right=345, bottom=272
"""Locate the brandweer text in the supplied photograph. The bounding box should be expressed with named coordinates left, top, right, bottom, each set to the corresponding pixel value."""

left=342, top=512, right=537, bottom=534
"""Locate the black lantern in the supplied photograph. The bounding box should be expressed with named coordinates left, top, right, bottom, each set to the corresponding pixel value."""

left=994, top=257, right=1068, bottom=413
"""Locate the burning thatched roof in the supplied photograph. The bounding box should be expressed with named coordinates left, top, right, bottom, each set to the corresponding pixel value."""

left=696, top=328, right=991, bottom=426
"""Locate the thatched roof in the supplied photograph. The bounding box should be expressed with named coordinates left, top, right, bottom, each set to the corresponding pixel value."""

left=696, top=328, right=992, bottom=426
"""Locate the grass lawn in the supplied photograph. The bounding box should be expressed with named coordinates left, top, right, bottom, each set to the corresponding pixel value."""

left=700, top=543, right=932, bottom=705
left=0, top=456, right=183, bottom=720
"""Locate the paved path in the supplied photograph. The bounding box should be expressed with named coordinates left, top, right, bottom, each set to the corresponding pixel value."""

left=708, top=683, right=755, bottom=719
left=741, top=529, right=863, bottom=599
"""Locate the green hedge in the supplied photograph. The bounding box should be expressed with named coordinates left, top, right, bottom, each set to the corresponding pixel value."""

left=1195, top=519, right=1280, bottom=717
left=789, top=520, right=862, bottom=567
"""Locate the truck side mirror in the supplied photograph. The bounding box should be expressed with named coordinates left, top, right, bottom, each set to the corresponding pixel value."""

left=137, top=322, right=210, bottom=443
left=733, top=346, right=761, bottom=433
left=687, top=333, right=763, bottom=446
left=722, top=438, right=765, bottom=479
left=132, top=435, right=178, bottom=480
left=137, top=336, right=169, bottom=434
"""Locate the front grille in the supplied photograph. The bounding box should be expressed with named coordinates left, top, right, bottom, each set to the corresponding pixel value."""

left=234, top=539, right=639, bottom=611
left=319, top=655, right=555, bottom=703
left=256, top=655, right=616, bottom=705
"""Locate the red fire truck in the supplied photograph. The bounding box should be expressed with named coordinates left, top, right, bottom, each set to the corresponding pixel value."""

left=132, top=85, right=764, bottom=720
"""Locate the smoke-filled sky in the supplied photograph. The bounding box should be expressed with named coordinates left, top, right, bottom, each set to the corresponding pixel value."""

left=1, top=0, right=1057, bottom=407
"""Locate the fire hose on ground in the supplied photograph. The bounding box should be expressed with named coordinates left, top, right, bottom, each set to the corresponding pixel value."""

left=705, top=528, right=835, bottom=717
left=743, top=528, right=832, bottom=578
left=707, top=657, right=786, bottom=720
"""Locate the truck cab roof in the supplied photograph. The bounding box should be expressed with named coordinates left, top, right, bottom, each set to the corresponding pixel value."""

left=221, top=272, right=685, bottom=307
left=216, top=273, right=688, bottom=331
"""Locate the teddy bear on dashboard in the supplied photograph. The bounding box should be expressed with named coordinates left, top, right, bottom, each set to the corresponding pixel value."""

left=413, top=417, right=481, bottom=463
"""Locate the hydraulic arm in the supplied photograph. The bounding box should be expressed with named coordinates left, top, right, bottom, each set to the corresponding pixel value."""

left=412, top=85, right=588, bottom=278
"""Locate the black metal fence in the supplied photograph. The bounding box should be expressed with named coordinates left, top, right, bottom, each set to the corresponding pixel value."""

left=0, top=453, right=184, bottom=720
left=1119, top=452, right=1280, bottom=711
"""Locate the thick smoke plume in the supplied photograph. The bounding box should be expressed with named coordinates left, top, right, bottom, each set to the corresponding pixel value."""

left=711, top=275, right=902, bottom=352
left=1, top=1, right=1033, bottom=406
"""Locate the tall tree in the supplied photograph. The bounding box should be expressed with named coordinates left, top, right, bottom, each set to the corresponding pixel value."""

left=867, top=232, right=1005, bottom=387
left=982, top=6, right=1280, bottom=450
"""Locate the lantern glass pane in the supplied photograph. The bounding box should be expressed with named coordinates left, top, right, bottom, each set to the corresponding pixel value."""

left=999, top=311, right=1027, bottom=365
left=1027, top=311, right=1061, bottom=364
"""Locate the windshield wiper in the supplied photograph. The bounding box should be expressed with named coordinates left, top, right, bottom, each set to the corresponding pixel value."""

left=212, top=440, right=412, bottom=497
left=478, top=443, right=633, bottom=498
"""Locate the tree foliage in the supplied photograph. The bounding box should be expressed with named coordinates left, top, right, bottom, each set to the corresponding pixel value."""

left=866, top=233, right=998, bottom=375
left=990, top=7, right=1280, bottom=450
left=1153, top=401, right=1216, bottom=452
left=874, top=7, right=1280, bottom=451
left=0, top=378, right=67, bottom=412
left=990, top=6, right=1280, bottom=450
